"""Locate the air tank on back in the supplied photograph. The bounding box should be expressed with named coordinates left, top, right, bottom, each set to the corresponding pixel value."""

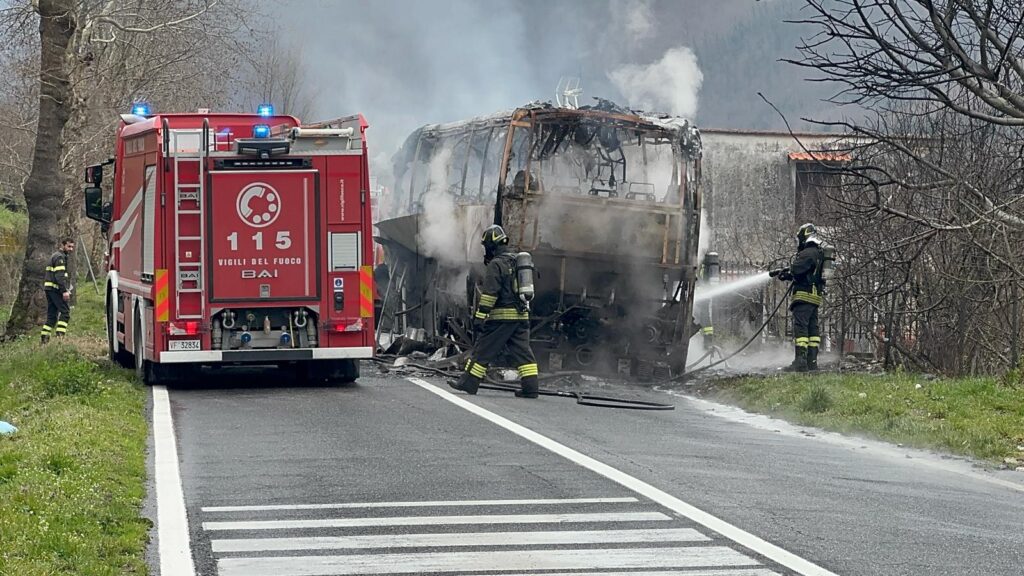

left=515, top=251, right=535, bottom=307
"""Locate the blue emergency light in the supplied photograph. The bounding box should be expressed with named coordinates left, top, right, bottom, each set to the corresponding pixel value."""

left=131, top=102, right=150, bottom=116
left=257, top=104, right=274, bottom=117
left=252, top=124, right=271, bottom=138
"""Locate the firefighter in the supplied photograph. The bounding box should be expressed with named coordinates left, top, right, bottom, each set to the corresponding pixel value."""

left=771, top=223, right=825, bottom=371
left=41, top=238, right=75, bottom=344
left=449, top=224, right=539, bottom=398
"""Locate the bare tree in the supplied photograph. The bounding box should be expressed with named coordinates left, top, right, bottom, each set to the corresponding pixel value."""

left=236, top=35, right=318, bottom=120
left=1, top=0, right=76, bottom=338
left=784, top=1, right=1024, bottom=375
left=789, top=0, right=1024, bottom=231
left=0, top=0, right=260, bottom=336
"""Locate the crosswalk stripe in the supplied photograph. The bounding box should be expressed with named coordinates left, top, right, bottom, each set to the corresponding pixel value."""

left=217, top=546, right=761, bottom=576
left=211, top=527, right=709, bottom=552
left=203, top=511, right=671, bottom=531
left=202, top=497, right=638, bottom=513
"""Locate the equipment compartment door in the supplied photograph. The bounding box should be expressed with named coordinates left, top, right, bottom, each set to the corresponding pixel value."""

left=208, top=170, right=319, bottom=302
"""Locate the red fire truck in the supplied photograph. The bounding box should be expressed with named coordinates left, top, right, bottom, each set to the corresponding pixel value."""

left=83, top=106, right=375, bottom=384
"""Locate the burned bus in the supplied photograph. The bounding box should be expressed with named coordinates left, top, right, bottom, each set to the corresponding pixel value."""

left=376, top=100, right=703, bottom=378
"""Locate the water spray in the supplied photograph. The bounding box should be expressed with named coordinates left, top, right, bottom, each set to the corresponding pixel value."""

left=693, top=271, right=772, bottom=303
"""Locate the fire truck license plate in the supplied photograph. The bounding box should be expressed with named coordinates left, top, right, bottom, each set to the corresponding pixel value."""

left=169, top=340, right=201, bottom=351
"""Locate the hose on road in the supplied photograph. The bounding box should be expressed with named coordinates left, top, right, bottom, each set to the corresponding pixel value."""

left=371, top=357, right=675, bottom=411
left=371, top=283, right=794, bottom=406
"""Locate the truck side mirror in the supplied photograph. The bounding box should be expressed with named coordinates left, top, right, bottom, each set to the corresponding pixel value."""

left=84, top=186, right=109, bottom=224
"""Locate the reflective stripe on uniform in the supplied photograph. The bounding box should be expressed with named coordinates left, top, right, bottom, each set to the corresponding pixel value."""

left=40, top=325, right=53, bottom=335
left=43, top=282, right=60, bottom=289
left=795, top=336, right=810, bottom=347
left=701, top=326, right=714, bottom=335
left=518, top=363, right=539, bottom=377
left=469, top=362, right=487, bottom=378
left=476, top=294, right=497, bottom=319
left=55, top=320, right=68, bottom=334
left=487, top=307, right=529, bottom=321
left=793, top=288, right=823, bottom=306
left=808, top=336, right=821, bottom=348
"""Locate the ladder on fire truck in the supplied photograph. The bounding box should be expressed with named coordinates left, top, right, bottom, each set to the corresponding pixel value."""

left=166, top=120, right=209, bottom=320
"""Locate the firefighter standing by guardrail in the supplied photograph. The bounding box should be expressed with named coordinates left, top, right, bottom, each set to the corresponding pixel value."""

left=449, top=224, right=540, bottom=398
left=41, top=238, right=75, bottom=344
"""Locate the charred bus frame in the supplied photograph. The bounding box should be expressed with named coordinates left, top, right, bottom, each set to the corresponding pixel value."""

left=379, top=102, right=703, bottom=377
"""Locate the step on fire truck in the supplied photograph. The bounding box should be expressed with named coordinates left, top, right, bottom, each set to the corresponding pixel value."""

left=83, top=105, right=375, bottom=384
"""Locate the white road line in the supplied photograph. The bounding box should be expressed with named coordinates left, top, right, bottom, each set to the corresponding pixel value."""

left=153, top=385, right=196, bottom=576
left=202, top=496, right=638, bottom=513
left=459, top=571, right=780, bottom=576
left=218, top=546, right=759, bottom=576
left=203, top=511, right=670, bottom=531
left=211, top=527, right=709, bottom=552
left=408, top=377, right=840, bottom=576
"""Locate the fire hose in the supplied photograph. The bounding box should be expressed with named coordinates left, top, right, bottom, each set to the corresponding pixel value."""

left=371, top=357, right=675, bottom=411
left=672, top=284, right=793, bottom=381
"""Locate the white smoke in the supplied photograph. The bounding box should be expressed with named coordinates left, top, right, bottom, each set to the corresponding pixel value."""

left=608, top=46, right=703, bottom=118
left=416, top=148, right=465, bottom=267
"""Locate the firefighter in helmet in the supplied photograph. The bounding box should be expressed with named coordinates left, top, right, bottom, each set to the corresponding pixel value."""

left=770, top=223, right=826, bottom=371
left=449, top=224, right=540, bottom=398
left=41, top=238, right=75, bottom=344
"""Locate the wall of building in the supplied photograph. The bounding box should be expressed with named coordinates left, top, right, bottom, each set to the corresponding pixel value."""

left=700, top=129, right=843, bottom=267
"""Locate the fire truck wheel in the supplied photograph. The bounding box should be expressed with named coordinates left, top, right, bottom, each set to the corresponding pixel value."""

left=134, top=312, right=167, bottom=385
left=107, top=292, right=132, bottom=368
left=302, top=360, right=359, bottom=385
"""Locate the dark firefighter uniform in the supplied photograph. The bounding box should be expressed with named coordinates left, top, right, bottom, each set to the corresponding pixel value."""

left=774, top=223, right=826, bottom=371
left=41, top=249, right=72, bottom=343
left=450, top=225, right=539, bottom=398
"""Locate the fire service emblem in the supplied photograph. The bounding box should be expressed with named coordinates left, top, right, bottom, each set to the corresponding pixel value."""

left=236, top=182, right=281, bottom=228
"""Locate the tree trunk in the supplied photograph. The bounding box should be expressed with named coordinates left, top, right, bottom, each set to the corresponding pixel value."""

left=3, top=1, right=76, bottom=338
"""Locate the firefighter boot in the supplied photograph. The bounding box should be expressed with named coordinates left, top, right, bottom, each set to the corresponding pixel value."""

left=783, top=346, right=808, bottom=372
left=40, top=334, right=50, bottom=345
left=448, top=373, right=480, bottom=395
left=806, top=347, right=819, bottom=372
left=515, top=375, right=539, bottom=399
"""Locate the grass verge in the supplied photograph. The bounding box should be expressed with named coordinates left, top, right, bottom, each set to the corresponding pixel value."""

left=0, top=284, right=149, bottom=576
left=709, top=372, right=1024, bottom=463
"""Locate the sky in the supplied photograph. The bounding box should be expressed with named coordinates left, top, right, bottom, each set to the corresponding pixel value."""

left=266, top=0, right=833, bottom=180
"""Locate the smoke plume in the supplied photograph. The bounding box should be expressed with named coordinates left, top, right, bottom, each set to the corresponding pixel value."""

left=416, top=148, right=465, bottom=267
left=608, top=46, right=703, bottom=118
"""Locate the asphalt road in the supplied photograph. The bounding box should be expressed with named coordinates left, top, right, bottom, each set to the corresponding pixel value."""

left=154, top=365, right=1024, bottom=576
